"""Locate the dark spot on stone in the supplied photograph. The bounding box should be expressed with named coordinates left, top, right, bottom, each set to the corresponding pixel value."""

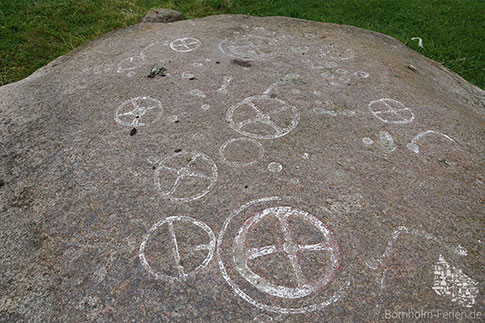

left=270, top=94, right=277, bottom=98
left=135, top=116, right=139, bottom=118
left=174, top=149, right=182, bottom=153
left=147, top=66, right=167, bottom=78
left=0, top=179, right=4, bottom=187
left=174, top=120, right=179, bottom=123
left=152, top=166, right=156, bottom=170
left=216, top=61, right=220, bottom=64
left=189, top=77, right=195, bottom=80
left=130, top=128, right=137, bottom=136
left=439, top=159, right=454, bottom=167
left=244, top=185, right=248, bottom=188
left=232, top=59, right=251, bottom=68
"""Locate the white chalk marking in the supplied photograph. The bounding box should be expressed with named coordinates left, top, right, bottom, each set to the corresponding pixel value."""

left=193, top=62, right=203, bottom=67
left=341, top=109, right=356, bottom=116
left=217, top=197, right=349, bottom=313
left=313, top=107, right=337, bottom=116
left=368, top=98, right=415, bottom=124
left=189, top=89, right=206, bottom=98
left=453, top=245, right=468, bottom=256
left=336, top=69, right=348, bottom=75
left=324, top=62, right=338, bottom=68
left=219, top=35, right=280, bottom=60
left=321, top=71, right=334, bottom=79
left=114, top=96, right=163, bottom=127
left=406, top=130, right=455, bottom=154
left=368, top=226, right=469, bottom=311
left=378, top=131, right=397, bottom=152
left=263, top=73, right=300, bottom=95
left=147, top=156, right=160, bottom=164
left=167, top=115, right=178, bottom=123
left=302, top=153, right=310, bottom=160
left=291, top=46, right=309, bottom=54
left=354, top=71, right=369, bottom=78
left=192, top=133, right=207, bottom=141
left=313, top=90, right=321, bottom=96
left=201, top=104, right=211, bottom=110
left=182, top=71, right=195, bottom=79
left=253, top=314, right=273, bottom=322
left=432, top=255, right=478, bottom=307
left=139, top=216, right=215, bottom=281
left=117, top=55, right=145, bottom=74
left=219, top=137, right=265, bottom=168
left=227, top=95, right=300, bottom=140
left=170, top=37, right=201, bottom=52
left=154, top=151, right=218, bottom=203
left=216, top=76, right=233, bottom=94
left=411, top=37, right=424, bottom=49
left=267, top=162, right=282, bottom=173
left=338, top=77, right=351, bottom=84
left=321, top=44, right=354, bottom=60
left=234, top=206, right=339, bottom=299
left=362, top=137, right=374, bottom=145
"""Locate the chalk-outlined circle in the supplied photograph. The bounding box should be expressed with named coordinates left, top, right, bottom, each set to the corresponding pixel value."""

left=267, top=162, right=282, bottom=173
left=226, top=95, right=300, bottom=140
left=114, top=96, right=163, bottom=127
left=139, top=216, right=216, bottom=281
left=154, top=151, right=218, bottom=203
left=354, top=71, right=369, bottom=78
left=234, top=206, right=340, bottom=299
left=170, top=37, right=201, bottom=52
left=219, top=137, right=265, bottom=168
left=219, top=35, right=279, bottom=60
left=320, top=45, right=354, bottom=60
left=217, top=197, right=350, bottom=314
left=368, top=98, right=415, bottom=124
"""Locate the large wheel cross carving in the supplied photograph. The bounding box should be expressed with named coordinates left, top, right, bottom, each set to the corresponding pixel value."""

left=234, top=206, right=340, bottom=299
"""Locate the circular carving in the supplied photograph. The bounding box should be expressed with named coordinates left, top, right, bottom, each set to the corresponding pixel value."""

left=154, top=151, right=218, bottom=203
left=139, top=216, right=215, bottom=281
left=114, top=96, right=163, bottom=127
left=219, top=35, right=279, bottom=60
left=226, top=95, right=299, bottom=140
left=219, top=137, right=265, bottom=167
left=368, top=98, right=415, bottom=124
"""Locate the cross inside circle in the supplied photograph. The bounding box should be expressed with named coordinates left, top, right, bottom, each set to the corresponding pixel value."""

left=233, top=206, right=340, bottom=299
left=170, top=37, right=201, bottom=52
left=227, top=95, right=300, bottom=140
left=368, top=98, right=415, bottom=124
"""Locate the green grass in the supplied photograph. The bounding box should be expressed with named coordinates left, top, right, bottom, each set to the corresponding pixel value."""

left=1, top=0, right=484, bottom=88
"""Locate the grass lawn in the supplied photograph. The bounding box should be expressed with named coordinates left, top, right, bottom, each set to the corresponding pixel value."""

left=1, top=0, right=484, bottom=88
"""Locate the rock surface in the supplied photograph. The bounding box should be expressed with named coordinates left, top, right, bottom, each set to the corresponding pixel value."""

left=143, top=8, right=183, bottom=23
left=1, top=14, right=484, bottom=322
